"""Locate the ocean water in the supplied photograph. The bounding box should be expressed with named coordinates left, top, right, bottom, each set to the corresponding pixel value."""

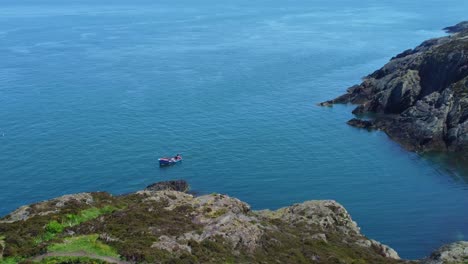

left=1, top=0, right=468, bottom=259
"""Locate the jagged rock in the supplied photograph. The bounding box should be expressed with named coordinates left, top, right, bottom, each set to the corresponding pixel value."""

left=190, top=194, right=263, bottom=251
left=145, top=180, right=189, bottom=192
left=6, top=183, right=463, bottom=263
left=152, top=235, right=192, bottom=254
left=259, top=200, right=360, bottom=236
left=444, top=21, right=468, bottom=33
left=135, top=190, right=265, bottom=251
left=53, top=193, right=94, bottom=208
left=356, top=239, right=400, bottom=259
left=135, top=190, right=401, bottom=258
left=318, top=101, right=333, bottom=107
left=137, top=190, right=194, bottom=210
left=321, top=22, right=468, bottom=159
left=99, top=233, right=119, bottom=243
left=375, top=240, right=400, bottom=259
left=347, top=118, right=376, bottom=129
left=311, top=233, right=328, bottom=243
left=421, top=241, right=468, bottom=264
left=1, top=206, right=30, bottom=223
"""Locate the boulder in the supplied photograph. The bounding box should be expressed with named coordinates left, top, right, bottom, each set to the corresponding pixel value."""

left=145, top=180, right=189, bottom=193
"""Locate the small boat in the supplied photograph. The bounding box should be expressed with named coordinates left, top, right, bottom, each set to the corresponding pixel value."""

left=158, top=154, right=182, bottom=166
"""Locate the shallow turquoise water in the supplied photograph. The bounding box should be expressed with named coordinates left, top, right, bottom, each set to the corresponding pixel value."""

left=1, top=0, right=468, bottom=259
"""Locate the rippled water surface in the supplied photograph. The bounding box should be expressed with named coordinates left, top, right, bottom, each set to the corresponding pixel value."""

left=1, top=0, right=468, bottom=259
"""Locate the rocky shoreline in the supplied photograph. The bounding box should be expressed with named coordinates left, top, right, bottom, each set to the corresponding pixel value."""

left=320, top=21, right=468, bottom=161
left=0, top=180, right=467, bottom=263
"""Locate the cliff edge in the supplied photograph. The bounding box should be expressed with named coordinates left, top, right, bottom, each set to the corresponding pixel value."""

left=1, top=180, right=467, bottom=263
left=320, top=22, right=468, bottom=160
left=0, top=180, right=402, bottom=264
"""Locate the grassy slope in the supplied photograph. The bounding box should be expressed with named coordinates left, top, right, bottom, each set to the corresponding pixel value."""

left=48, top=235, right=119, bottom=258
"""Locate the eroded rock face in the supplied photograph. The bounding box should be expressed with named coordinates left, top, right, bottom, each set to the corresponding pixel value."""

left=259, top=200, right=400, bottom=260
left=144, top=191, right=264, bottom=254
left=139, top=186, right=400, bottom=260
left=13, top=181, right=468, bottom=263
left=259, top=200, right=360, bottom=236
left=321, top=22, right=468, bottom=159
left=355, top=239, right=400, bottom=260
left=421, top=241, right=468, bottom=264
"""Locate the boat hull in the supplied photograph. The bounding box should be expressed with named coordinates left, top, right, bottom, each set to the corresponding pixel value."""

left=158, top=158, right=182, bottom=166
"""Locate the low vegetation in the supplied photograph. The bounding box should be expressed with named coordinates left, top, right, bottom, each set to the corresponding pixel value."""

left=48, top=234, right=119, bottom=258
left=0, top=189, right=403, bottom=263
left=250, top=220, right=399, bottom=264
left=0, top=257, right=23, bottom=264
left=35, top=256, right=109, bottom=264
left=35, top=206, right=119, bottom=244
left=0, top=193, right=122, bottom=262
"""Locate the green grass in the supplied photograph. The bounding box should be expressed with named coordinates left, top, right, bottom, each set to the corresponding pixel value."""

left=35, top=206, right=119, bottom=244
left=48, top=234, right=119, bottom=258
left=0, top=257, right=23, bottom=264
left=36, top=256, right=109, bottom=264
left=207, top=209, right=227, bottom=218
left=63, top=206, right=117, bottom=227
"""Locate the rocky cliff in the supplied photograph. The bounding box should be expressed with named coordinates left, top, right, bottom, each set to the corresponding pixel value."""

left=0, top=180, right=466, bottom=264
left=0, top=180, right=401, bottom=264
left=320, top=22, right=468, bottom=160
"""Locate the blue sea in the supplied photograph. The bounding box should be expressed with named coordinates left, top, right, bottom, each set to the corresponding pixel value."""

left=1, top=0, right=468, bottom=259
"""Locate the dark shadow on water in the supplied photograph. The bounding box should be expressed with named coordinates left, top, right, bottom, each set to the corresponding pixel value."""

left=421, top=151, right=468, bottom=185
left=158, top=161, right=183, bottom=170
left=347, top=111, right=468, bottom=185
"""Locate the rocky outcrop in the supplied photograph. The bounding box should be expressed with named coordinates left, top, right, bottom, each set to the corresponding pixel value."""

left=0, top=181, right=405, bottom=263
left=1, top=180, right=466, bottom=263
left=320, top=22, right=468, bottom=159
left=444, top=21, right=468, bottom=34
left=421, top=241, right=468, bottom=264
left=150, top=192, right=264, bottom=255
left=145, top=179, right=189, bottom=192
left=258, top=200, right=361, bottom=236
left=142, top=191, right=382, bottom=258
